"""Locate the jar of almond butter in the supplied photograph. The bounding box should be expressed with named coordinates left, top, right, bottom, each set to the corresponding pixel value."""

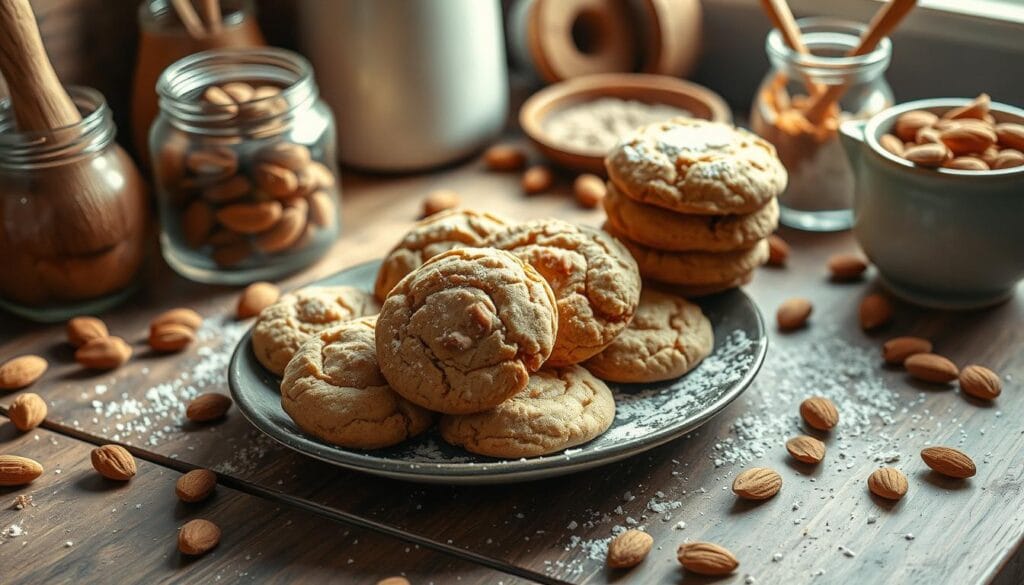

left=750, top=18, right=893, bottom=232
left=151, top=48, right=340, bottom=284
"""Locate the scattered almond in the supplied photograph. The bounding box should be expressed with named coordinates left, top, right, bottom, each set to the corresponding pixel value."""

left=186, top=393, right=233, bottom=422
left=677, top=541, right=738, bottom=576
left=904, top=143, right=951, bottom=168
left=921, top=446, right=976, bottom=479
left=905, top=353, right=959, bottom=383
left=573, top=174, right=606, bottom=209
left=859, top=294, right=893, bottom=330
left=777, top=298, right=812, bottom=331
left=8, top=393, right=46, bottom=431
left=75, top=336, right=132, bottom=370
left=176, top=469, right=217, bottom=503
left=800, top=396, right=839, bottom=431
left=422, top=189, right=460, bottom=217
left=766, top=234, right=789, bottom=266
left=827, top=253, right=868, bottom=281
left=149, top=323, right=196, bottom=353
left=522, top=165, right=553, bottom=194
left=66, top=316, right=108, bottom=347
left=483, top=144, right=526, bottom=171
left=786, top=435, right=826, bottom=464
left=0, top=355, right=48, bottom=390
left=151, top=308, right=203, bottom=332
left=0, top=455, right=43, bottom=486
left=237, top=282, right=281, bottom=319
left=958, top=364, right=1001, bottom=400
left=732, top=467, right=782, bottom=500
left=91, top=445, right=136, bottom=481
left=178, top=519, right=221, bottom=556
left=606, top=529, right=653, bottom=569
left=879, top=133, right=904, bottom=156
left=882, top=336, right=933, bottom=364
left=868, top=467, right=908, bottom=500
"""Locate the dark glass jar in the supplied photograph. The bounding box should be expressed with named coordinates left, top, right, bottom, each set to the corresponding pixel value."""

left=0, top=87, right=148, bottom=321
left=151, top=48, right=340, bottom=285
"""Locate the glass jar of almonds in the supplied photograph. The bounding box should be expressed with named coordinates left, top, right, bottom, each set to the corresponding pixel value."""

left=151, top=47, right=340, bottom=284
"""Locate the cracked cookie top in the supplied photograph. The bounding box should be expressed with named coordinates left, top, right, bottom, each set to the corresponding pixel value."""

left=280, top=316, right=433, bottom=449
left=375, top=247, right=558, bottom=414
left=584, top=289, right=713, bottom=383
left=439, top=365, right=615, bottom=458
left=605, top=118, right=787, bottom=215
left=252, top=285, right=380, bottom=376
left=374, top=209, right=510, bottom=301
left=487, top=219, right=641, bottom=366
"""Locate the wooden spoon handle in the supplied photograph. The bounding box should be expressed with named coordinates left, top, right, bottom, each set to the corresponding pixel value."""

left=0, top=0, right=81, bottom=130
left=758, top=0, right=822, bottom=98
left=802, top=0, right=917, bottom=123
left=201, top=0, right=223, bottom=34
left=171, top=0, right=207, bottom=38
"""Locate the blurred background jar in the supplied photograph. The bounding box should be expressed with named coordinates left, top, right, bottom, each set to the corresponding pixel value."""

left=0, top=87, right=148, bottom=322
left=151, top=48, right=339, bottom=285
left=132, top=0, right=265, bottom=168
left=294, top=0, right=508, bottom=172
left=751, top=18, right=893, bottom=232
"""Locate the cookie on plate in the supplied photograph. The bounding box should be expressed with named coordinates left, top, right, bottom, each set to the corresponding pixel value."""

left=606, top=223, right=769, bottom=286
left=376, top=247, right=558, bottom=414
left=439, top=365, right=615, bottom=458
left=605, top=118, right=787, bottom=215
left=584, top=289, right=713, bottom=383
left=655, top=271, right=755, bottom=298
left=252, top=285, right=380, bottom=376
left=603, top=182, right=779, bottom=252
left=374, top=209, right=510, bottom=301
left=487, top=219, right=641, bottom=366
left=280, top=316, right=433, bottom=449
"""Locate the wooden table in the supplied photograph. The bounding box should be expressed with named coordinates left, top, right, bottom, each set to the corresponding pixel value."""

left=1, top=150, right=1022, bottom=585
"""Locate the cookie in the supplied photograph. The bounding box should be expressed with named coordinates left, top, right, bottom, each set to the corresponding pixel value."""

left=605, top=118, right=787, bottom=215
left=603, top=182, right=778, bottom=252
left=652, top=271, right=754, bottom=298
left=487, top=219, right=641, bottom=366
left=374, top=209, right=510, bottom=301
left=584, top=289, right=713, bottom=383
left=252, top=285, right=380, bottom=376
left=439, top=365, right=615, bottom=458
left=280, top=317, right=433, bottom=449
left=606, top=223, right=769, bottom=286
left=375, top=247, right=558, bottom=414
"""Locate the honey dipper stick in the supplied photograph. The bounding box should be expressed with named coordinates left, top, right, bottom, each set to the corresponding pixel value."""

left=802, top=0, right=917, bottom=123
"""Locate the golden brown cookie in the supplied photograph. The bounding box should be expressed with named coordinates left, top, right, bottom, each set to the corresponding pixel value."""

left=651, top=271, right=755, bottom=298
left=439, top=365, right=615, bottom=458
left=584, top=290, right=713, bottom=383
left=376, top=247, right=558, bottom=414
left=486, top=219, right=641, bottom=366
left=605, top=118, right=787, bottom=215
left=603, top=182, right=778, bottom=252
left=374, top=209, right=510, bottom=301
left=280, top=317, right=433, bottom=449
left=252, top=285, right=380, bottom=376
left=606, top=223, right=769, bottom=286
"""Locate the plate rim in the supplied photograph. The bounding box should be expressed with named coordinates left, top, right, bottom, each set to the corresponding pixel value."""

left=228, top=259, right=767, bottom=483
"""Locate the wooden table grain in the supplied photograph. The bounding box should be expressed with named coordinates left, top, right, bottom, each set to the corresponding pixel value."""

left=1, top=151, right=1022, bottom=585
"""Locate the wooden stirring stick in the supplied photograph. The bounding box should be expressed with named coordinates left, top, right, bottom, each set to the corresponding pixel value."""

left=201, top=0, right=223, bottom=34
left=0, top=0, right=80, bottom=129
left=802, top=0, right=917, bottom=123
left=171, top=0, right=207, bottom=38
left=758, top=0, right=822, bottom=101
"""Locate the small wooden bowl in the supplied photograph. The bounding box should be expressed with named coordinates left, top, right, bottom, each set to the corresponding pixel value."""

left=519, top=73, right=731, bottom=174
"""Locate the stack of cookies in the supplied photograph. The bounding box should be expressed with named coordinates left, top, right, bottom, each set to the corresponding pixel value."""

left=603, top=118, right=787, bottom=296
left=253, top=209, right=716, bottom=460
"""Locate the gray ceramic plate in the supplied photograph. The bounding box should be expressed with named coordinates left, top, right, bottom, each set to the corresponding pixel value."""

left=228, top=260, right=767, bottom=484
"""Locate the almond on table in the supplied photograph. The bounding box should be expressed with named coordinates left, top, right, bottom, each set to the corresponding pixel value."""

left=483, top=144, right=526, bottom=171
left=882, top=336, right=933, bottom=364
left=0, top=455, right=43, bottom=486
left=905, top=353, right=959, bottom=383
left=522, top=165, right=553, bottom=194
left=921, top=446, right=976, bottom=479
left=9, top=392, right=46, bottom=431
left=178, top=519, right=221, bottom=556
left=176, top=469, right=217, bottom=503
left=766, top=234, right=790, bottom=266
left=800, top=396, right=839, bottom=430
left=677, top=541, right=738, bottom=576
left=732, top=467, right=782, bottom=500
left=151, top=307, right=203, bottom=332
left=573, top=174, right=606, bottom=209
left=149, top=323, right=196, bottom=353
left=777, top=298, right=812, bottom=331
left=607, top=529, right=653, bottom=569
left=237, top=282, right=281, bottom=319
left=186, top=393, right=233, bottom=422
left=0, top=354, right=48, bottom=390
left=66, top=316, right=108, bottom=347
left=859, top=294, right=893, bottom=331
left=827, top=253, right=868, bottom=281
left=786, top=435, right=826, bottom=464
left=91, top=445, right=136, bottom=481
left=959, top=365, right=1002, bottom=400
left=868, top=467, right=908, bottom=501
left=75, top=337, right=132, bottom=370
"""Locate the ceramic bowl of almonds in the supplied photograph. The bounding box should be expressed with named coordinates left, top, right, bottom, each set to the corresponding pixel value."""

left=838, top=95, right=1024, bottom=309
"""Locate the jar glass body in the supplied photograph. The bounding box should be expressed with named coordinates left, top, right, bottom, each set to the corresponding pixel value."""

left=132, top=0, right=265, bottom=167
left=0, top=88, right=148, bottom=322
left=750, top=18, right=893, bottom=232
left=151, top=48, right=340, bottom=285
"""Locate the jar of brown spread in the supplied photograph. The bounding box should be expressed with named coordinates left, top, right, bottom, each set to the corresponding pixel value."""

left=0, top=87, right=148, bottom=322
left=151, top=48, right=340, bottom=285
